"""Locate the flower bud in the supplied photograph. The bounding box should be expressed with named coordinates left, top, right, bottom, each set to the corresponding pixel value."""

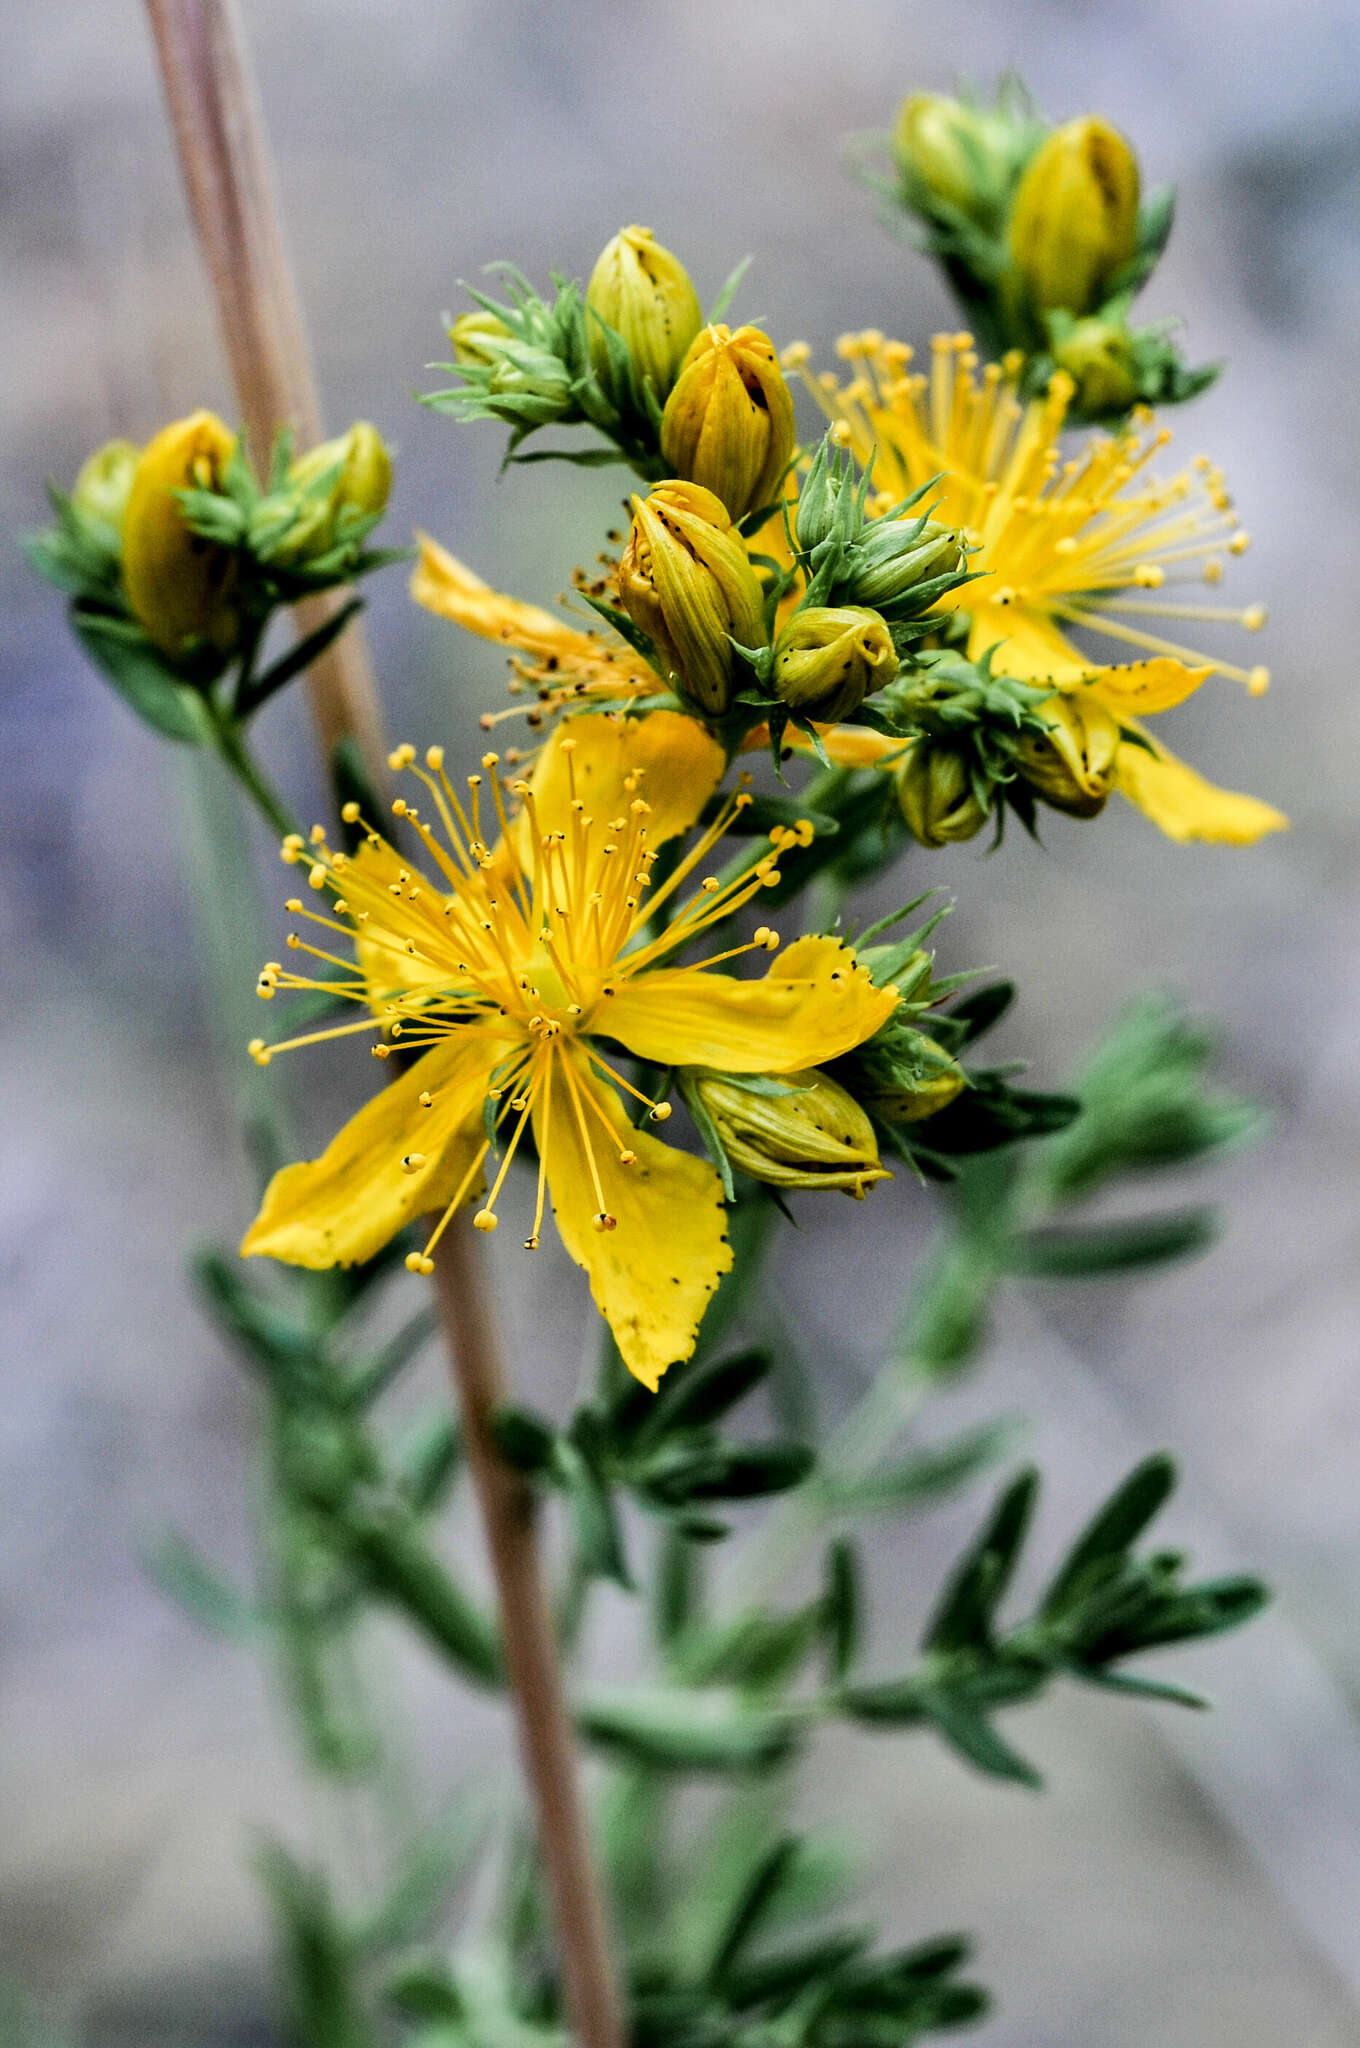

left=660, top=324, right=796, bottom=522
left=448, top=308, right=512, bottom=366
left=846, top=514, right=966, bottom=614
left=274, top=421, right=393, bottom=566
left=72, top=439, right=140, bottom=537
left=893, top=93, right=1015, bottom=225
left=895, top=740, right=991, bottom=847
left=859, top=1034, right=966, bottom=1125
left=617, top=480, right=766, bottom=716
left=586, top=225, right=703, bottom=399
left=1049, top=315, right=1141, bottom=415
left=693, top=1068, right=889, bottom=1196
left=772, top=606, right=898, bottom=723
left=1011, top=691, right=1118, bottom=816
left=1008, top=117, right=1140, bottom=316
left=122, top=411, right=241, bottom=665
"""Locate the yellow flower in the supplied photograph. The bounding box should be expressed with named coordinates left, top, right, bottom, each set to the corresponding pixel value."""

left=411, top=532, right=658, bottom=732
left=791, top=331, right=1287, bottom=845
left=122, top=410, right=242, bottom=665
left=660, top=324, right=797, bottom=522
left=242, top=713, right=897, bottom=1389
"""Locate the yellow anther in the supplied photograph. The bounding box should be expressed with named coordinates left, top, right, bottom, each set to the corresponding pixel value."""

left=341, top=800, right=361, bottom=824
left=1229, top=531, right=1250, bottom=554
left=418, top=1091, right=434, bottom=1108
left=248, top=1038, right=271, bottom=1066
left=371, top=1043, right=392, bottom=1059
left=405, top=1251, right=435, bottom=1275
left=473, top=1209, right=499, bottom=1233
left=400, top=1153, right=427, bottom=1174
left=524, top=1235, right=541, bottom=1250
left=1248, top=666, right=1270, bottom=697
left=285, top=897, right=303, bottom=913
left=307, top=864, right=327, bottom=891
left=592, top=1212, right=617, bottom=1232
left=481, top=751, right=499, bottom=770
left=650, top=1102, right=672, bottom=1122
left=387, top=743, right=416, bottom=770
left=619, top=1149, right=637, bottom=1166
left=425, top=745, right=445, bottom=771
left=392, top=797, right=409, bottom=817
left=1243, top=605, right=1267, bottom=631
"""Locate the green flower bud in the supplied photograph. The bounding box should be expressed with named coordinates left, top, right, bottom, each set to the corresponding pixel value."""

left=893, top=92, right=1017, bottom=225
left=772, top=606, right=898, bottom=723
left=1008, top=117, right=1141, bottom=316
left=447, top=308, right=513, bottom=366
left=273, top=421, right=393, bottom=566
left=1011, top=691, right=1118, bottom=816
left=846, top=515, right=965, bottom=612
left=660, top=324, right=797, bottom=522
left=618, top=480, right=767, bottom=716
left=1048, top=314, right=1141, bottom=414
left=693, top=1068, right=889, bottom=1196
left=793, top=435, right=859, bottom=557
left=72, top=438, right=140, bottom=538
left=586, top=224, right=703, bottom=399
left=859, top=1033, right=966, bottom=1124
left=895, top=740, right=992, bottom=847
left=122, top=410, right=241, bottom=666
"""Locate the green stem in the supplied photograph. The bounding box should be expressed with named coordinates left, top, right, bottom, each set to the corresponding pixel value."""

left=207, top=696, right=300, bottom=840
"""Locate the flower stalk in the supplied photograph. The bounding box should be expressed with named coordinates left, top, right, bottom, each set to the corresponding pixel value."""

left=141, top=7, right=626, bottom=2043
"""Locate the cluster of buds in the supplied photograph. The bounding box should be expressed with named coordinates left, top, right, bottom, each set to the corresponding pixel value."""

left=880, top=82, right=1215, bottom=419
left=874, top=649, right=1056, bottom=848
left=617, top=480, right=767, bottom=716
left=794, top=436, right=967, bottom=622
left=27, top=410, right=394, bottom=735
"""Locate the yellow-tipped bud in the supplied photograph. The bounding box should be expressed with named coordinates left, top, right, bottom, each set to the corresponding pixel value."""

left=1011, top=691, right=1119, bottom=816
left=895, top=741, right=992, bottom=847
left=1008, top=117, right=1140, bottom=315
left=772, top=606, right=898, bottom=724
left=694, top=1068, right=889, bottom=1197
left=660, top=323, right=797, bottom=522
left=618, top=480, right=766, bottom=716
left=448, top=308, right=512, bottom=366
left=122, top=411, right=241, bottom=664
left=585, top=224, right=703, bottom=399
left=1049, top=315, right=1141, bottom=414
left=72, top=438, right=140, bottom=537
left=860, top=1034, right=966, bottom=1125
left=274, top=421, right=393, bottom=565
left=893, top=93, right=1015, bottom=223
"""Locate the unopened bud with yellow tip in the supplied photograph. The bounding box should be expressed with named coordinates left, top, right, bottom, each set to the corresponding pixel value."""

left=893, top=92, right=1018, bottom=226
left=660, top=324, right=796, bottom=522
left=586, top=225, right=702, bottom=400
left=1007, top=116, right=1140, bottom=316
left=72, top=439, right=140, bottom=538
left=1011, top=691, right=1119, bottom=817
left=773, top=606, right=898, bottom=724
left=274, top=421, right=393, bottom=566
left=618, top=480, right=766, bottom=716
left=1048, top=313, right=1141, bottom=414
left=122, top=410, right=241, bottom=666
left=447, top=308, right=513, bottom=366
left=895, top=740, right=992, bottom=847
left=692, top=1068, right=889, bottom=1197
left=859, top=1034, right=966, bottom=1125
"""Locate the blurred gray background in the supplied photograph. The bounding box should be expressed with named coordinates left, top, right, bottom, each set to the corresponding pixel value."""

left=3, top=1, right=1360, bottom=2042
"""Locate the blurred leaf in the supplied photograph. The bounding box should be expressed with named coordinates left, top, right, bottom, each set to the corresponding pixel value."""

left=577, top=1686, right=799, bottom=1772
left=830, top=1417, right=1025, bottom=1516
left=1041, top=1455, right=1177, bottom=1619
left=141, top=1527, right=259, bottom=1640
left=924, top=1469, right=1039, bottom=1652
left=256, top=1841, right=378, bottom=2048
left=1007, top=1208, right=1218, bottom=1278
left=823, top=1538, right=862, bottom=1684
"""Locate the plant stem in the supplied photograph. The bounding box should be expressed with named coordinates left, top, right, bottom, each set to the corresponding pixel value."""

left=144, top=6, right=625, bottom=2039
left=208, top=698, right=297, bottom=840
left=431, top=1225, right=624, bottom=2048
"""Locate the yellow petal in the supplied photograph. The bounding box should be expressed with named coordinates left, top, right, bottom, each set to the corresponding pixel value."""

left=411, top=532, right=630, bottom=673
left=598, top=935, right=898, bottom=1073
left=969, top=603, right=1211, bottom=712
left=740, top=721, right=903, bottom=769
left=1114, top=727, right=1289, bottom=845
left=242, top=1032, right=502, bottom=1268
left=535, top=1044, right=731, bottom=1389
left=523, top=710, right=725, bottom=849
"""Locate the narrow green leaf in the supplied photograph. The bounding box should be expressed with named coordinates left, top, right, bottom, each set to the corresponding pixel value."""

left=141, top=1527, right=259, bottom=1640
left=1008, top=1208, right=1218, bottom=1278
left=1042, top=1455, right=1177, bottom=1617
left=924, top=1468, right=1039, bottom=1652
left=824, top=1538, right=862, bottom=1683
left=707, top=1836, right=799, bottom=1987
left=920, top=1691, right=1043, bottom=1787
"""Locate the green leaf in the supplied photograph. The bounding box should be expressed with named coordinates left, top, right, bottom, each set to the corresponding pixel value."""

left=919, top=1690, right=1043, bottom=1788
left=255, top=1841, right=379, bottom=2048
left=668, top=1443, right=815, bottom=1502
left=235, top=597, right=365, bottom=718
left=706, top=1836, right=799, bottom=1986
left=355, top=1803, right=491, bottom=1956
left=924, top=1468, right=1039, bottom=1652
left=344, top=1512, right=502, bottom=1685
left=640, top=1345, right=774, bottom=1443
left=576, top=1685, right=799, bottom=1772
left=492, top=1404, right=559, bottom=1473
left=830, top=1417, right=1025, bottom=1516
left=1042, top=1455, right=1177, bottom=1618
left=653, top=1522, right=703, bottom=1648
left=709, top=255, right=752, bottom=324
left=141, top=1527, right=259, bottom=1640
left=1007, top=1207, right=1218, bottom=1278
left=72, top=611, right=214, bottom=744
left=823, top=1538, right=862, bottom=1683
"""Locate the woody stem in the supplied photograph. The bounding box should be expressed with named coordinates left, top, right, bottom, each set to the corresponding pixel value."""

left=142, top=6, right=624, bottom=2042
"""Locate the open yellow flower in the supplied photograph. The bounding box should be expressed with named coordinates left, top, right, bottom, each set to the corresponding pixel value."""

left=242, top=712, right=897, bottom=1388
left=789, top=331, right=1287, bottom=844
left=412, top=531, right=659, bottom=732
